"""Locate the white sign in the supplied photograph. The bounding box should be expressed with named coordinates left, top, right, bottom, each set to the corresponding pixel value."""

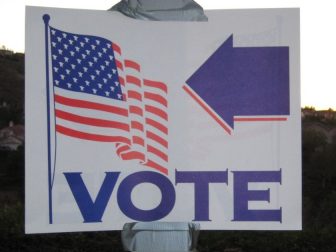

left=25, top=6, right=301, bottom=233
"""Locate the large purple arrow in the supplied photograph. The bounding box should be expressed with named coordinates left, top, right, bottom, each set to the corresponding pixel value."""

left=185, top=35, right=289, bottom=132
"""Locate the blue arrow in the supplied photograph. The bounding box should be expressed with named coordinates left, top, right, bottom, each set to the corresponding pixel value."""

left=186, top=35, right=290, bottom=130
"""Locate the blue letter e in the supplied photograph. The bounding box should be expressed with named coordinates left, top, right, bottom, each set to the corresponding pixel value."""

left=64, top=172, right=120, bottom=223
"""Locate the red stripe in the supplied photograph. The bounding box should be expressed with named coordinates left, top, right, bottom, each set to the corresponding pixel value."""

left=119, top=76, right=125, bottom=86
left=145, top=118, right=168, bottom=135
left=121, top=151, right=145, bottom=161
left=129, top=106, right=143, bottom=116
left=131, top=121, right=144, bottom=131
left=54, top=94, right=128, bottom=117
left=183, top=85, right=232, bottom=135
left=144, top=92, right=167, bottom=107
left=145, top=105, right=168, bottom=121
left=55, top=109, right=130, bottom=131
left=125, top=60, right=140, bottom=72
left=116, top=60, right=123, bottom=70
left=146, top=131, right=168, bottom=148
left=128, top=90, right=142, bottom=101
left=116, top=144, right=130, bottom=156
left=147, top=145, right=168, bottom=162
left=112, top=43, right=121, bottom=55
left=122, top=93, right=127, bottom=101
left=144, top=79, right=167, bottom=94
left=133, top=136, right=145, bottom=146
left=56, top=125, right=131, bottom=144
left=126, top=75, right=141, bottom=87
left=234, top=117, right=288, bottom=122
left=145, top=159, right=168, bottom=175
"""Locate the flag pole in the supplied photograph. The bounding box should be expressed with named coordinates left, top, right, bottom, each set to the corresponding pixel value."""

left=43, top=14, right=53, bottom=224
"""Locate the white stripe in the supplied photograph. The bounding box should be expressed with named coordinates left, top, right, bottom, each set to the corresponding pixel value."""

left=56, top=118, right=130, bottom=139
left=54, top=86, right=126, bottom=108
left=143, top=84, right=168, bottom=102
left=54, top=102, right=128, bottom=125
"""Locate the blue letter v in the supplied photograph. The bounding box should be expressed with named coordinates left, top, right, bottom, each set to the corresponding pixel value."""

left=64, top=172, right=120, bottom=223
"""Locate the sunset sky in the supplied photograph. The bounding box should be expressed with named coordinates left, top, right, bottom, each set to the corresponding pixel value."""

left=1, top=0, right=335, bottom=110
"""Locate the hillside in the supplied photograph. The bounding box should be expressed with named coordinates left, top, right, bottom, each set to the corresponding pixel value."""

left=0, top=50, right=24, bottom=127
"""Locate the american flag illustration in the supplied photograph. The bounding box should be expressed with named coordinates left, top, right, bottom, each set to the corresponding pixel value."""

left=49, top=27, right=168, bottom=174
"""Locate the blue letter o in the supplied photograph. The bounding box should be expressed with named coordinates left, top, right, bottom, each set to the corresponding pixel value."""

left=117, top=171, right=175, bottom=221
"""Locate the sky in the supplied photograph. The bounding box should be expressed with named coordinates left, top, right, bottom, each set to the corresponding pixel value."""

left=0, top=0, right=335, bottom=110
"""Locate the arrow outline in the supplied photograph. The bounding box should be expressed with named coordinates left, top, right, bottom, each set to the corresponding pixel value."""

left=183, top=84, right=288, bottom=135
left=183, top=35, right=289, bottom=134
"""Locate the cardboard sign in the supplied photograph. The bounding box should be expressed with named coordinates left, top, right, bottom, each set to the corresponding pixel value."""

left=25, top=6, right=301, bottom=233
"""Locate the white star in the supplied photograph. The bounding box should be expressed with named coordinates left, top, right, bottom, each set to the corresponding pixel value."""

left=58, top=49, right=63, bottom=55
left=70, top=51, right=75, bottom=56
left=63, top=44, right=68, bottom=49
left=92, top=89, right=97, bottom=94
left=52, top=55, right=57, bottom=60
left=73, top=35, right=78, bottom=41
left=95, top=70, right=100, bottom=75
left=68, top=39, right=74, bottom=45
left=107, top=74, right=112, bottom=79
left=83, top=67, right=88, bottom=72
left=109, top=55, right=113, bottom=60
left=51, top=30, right=56, bottom=35
left=59, top=62, right=64, bottom=67
left=52, top=42, right=56, bottom=47
left=93, top=57, right=98, bottom=62
left=88, top=62, right=93, bottom=67
left=115, top=81, right=119, bottom=86
left=80, top=86, right=85, bottom=91
left=66, top=69, right=70, bottom=75
left=77, top=59, right=82, bottom=64
left=105, top=91, right=110, bottom=96
left=85, top=81, right=90, bottom=86
left=67, top=83, right=72, bottom=88
left=75, top=46, right=80, bottom=52
left=91, top=44, right=96, bottom=50
left=102, top=48, right=107, bottom=53
left=80, top=42, right=85, bottom=47
left=60, top=75, right=65, bottom=80
left=110, top=86, right=115, bottom=91
left=84, top=37, right=89, bottom=42
left=55, top=80, right=59, bottom=85
left=64, top=57, right=69, bottom=62
left=112, top=69, right=117, bottom=74
left=106, top=43, right=111, bottom=48
left=96, top=40, right=100, bottom=45
left=117, top=94, right=122, bottom=99
left=86, top=50, right=90, bottom=55
left=57, top=37, right=62, bottom=42
left=81, top=54, right=87, bottom=59
left=71, top=64, right=76, bottom=69
left=103, top=78, right=107, bottom=83
left=105, top=61, right=110, bottom=66
left=73, top=77, right=78, bottom=83
left=98, top=52, right=103, bottom=57
left=53, top=67, right=58, bottom=72
left=98, top=83, right=103, bottom=89
left=100, top=65, right=105, bottom=70
left=90, top=75, right=95, bottom=80
left=62, top=33, right=67, bottom=38
left=78, top=72, right=83, bottom=77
